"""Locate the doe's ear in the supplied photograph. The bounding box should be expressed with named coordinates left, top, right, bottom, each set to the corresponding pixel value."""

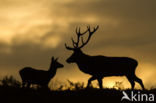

left=55, top=57, right=59, bottom=61
left=52, top=56, right=55, bottom=61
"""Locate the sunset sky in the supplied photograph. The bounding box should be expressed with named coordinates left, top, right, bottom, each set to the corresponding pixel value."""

left=0, top=0, right=156, bottom=89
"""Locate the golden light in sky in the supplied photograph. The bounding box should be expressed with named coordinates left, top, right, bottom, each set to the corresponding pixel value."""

left=0, top=0, right=156, bottom=89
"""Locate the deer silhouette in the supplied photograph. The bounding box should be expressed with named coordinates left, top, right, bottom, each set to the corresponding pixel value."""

left=65, top=26, right=145, bottom=90
left=19, top=57, right=64, bottom=88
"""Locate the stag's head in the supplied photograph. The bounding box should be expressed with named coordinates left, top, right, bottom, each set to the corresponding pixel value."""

left=65, top=26, right=99, bottom=63
left=51, top=57, right=64, bottom=69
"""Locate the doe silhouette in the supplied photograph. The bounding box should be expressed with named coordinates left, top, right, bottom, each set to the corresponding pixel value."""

left=19, top=57, right=64, bottom=88
left=65, top=26, right=145, bottom=90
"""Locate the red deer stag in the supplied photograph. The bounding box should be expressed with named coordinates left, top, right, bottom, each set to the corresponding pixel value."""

left=19, top=57, right=64, bottom=88
left=65, top=26, right=145, bottom=90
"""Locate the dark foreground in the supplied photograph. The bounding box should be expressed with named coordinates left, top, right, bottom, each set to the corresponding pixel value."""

left=0, top=86, right=155, bottom=103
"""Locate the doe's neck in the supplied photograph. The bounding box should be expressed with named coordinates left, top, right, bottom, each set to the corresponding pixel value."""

left=48, top=63, right=57, bottom=73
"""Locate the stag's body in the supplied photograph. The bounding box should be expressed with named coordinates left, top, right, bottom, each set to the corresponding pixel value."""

left=65, top=26, right=145, bottom=90
left=75, top=54, right=138, bottom=77
left=19, top=57, right=63, bottom=88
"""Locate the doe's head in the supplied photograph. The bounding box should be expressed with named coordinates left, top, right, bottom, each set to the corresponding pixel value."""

left=51, top=56, right=64, bottom=68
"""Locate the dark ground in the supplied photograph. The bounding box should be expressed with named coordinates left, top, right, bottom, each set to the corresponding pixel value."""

left=0, top=86, right=155, bottom=103
left=0, top=76, right=155, bottom=103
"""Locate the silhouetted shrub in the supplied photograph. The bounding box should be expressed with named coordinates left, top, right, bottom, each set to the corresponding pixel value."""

left=67, top=79, right=85, bottom=90
left=113, top=81, right=124, bottom=90
left=0, top=76, right=21, bottom=87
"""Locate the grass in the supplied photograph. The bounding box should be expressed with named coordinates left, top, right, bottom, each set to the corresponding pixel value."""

left=0, top=76, right=155, bottom=103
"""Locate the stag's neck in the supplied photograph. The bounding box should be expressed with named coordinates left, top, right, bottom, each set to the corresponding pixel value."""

left=76, top=52, right=90, bottom=67
left=79, top=52, right=90, bottom=60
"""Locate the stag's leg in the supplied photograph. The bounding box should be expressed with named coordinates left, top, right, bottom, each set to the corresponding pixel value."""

left=134, top=75, right=145, bottom=90
left=87, top=76, right=96, bottom=88
left=126, top=76, right=135, bottom=90
left=97, top=78, right=103, bottom=89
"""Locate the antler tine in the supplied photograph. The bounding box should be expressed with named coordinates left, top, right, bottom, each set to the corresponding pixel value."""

left=75, top=27, right=81, bottom=35
left=81, top=37, right=84, bottom=44
left=65, top=43, right=74, bottom=50
left=71, top=37, right=77, bottom=48
left=79, top=25, right=99, bottom=49
left=92, top=25, right=99, bottom=34
left=74, top=27, right=80, bottom=47
left=76, top=26, right=89, bottom=36
left=75, top=27, right=78, bottom=34
left=78, top=27, right=81, bottom=35
left=80, top=26, right=89, bottom=36
left=87, top=25, right=91, bottom=32
left=75, top=27, right=85, bottom=48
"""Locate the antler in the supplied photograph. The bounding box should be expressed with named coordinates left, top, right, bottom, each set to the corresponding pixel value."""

left=65, top=43, right=75, bottom=50
left=79, top=25, right=99, bottom=48
left=65, top=25, right=99, bottom=50
left=74, top=26, right=89, bottom=48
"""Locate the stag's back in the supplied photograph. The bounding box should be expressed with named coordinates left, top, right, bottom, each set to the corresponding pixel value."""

left=77, top=55, right=138, bottom=76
